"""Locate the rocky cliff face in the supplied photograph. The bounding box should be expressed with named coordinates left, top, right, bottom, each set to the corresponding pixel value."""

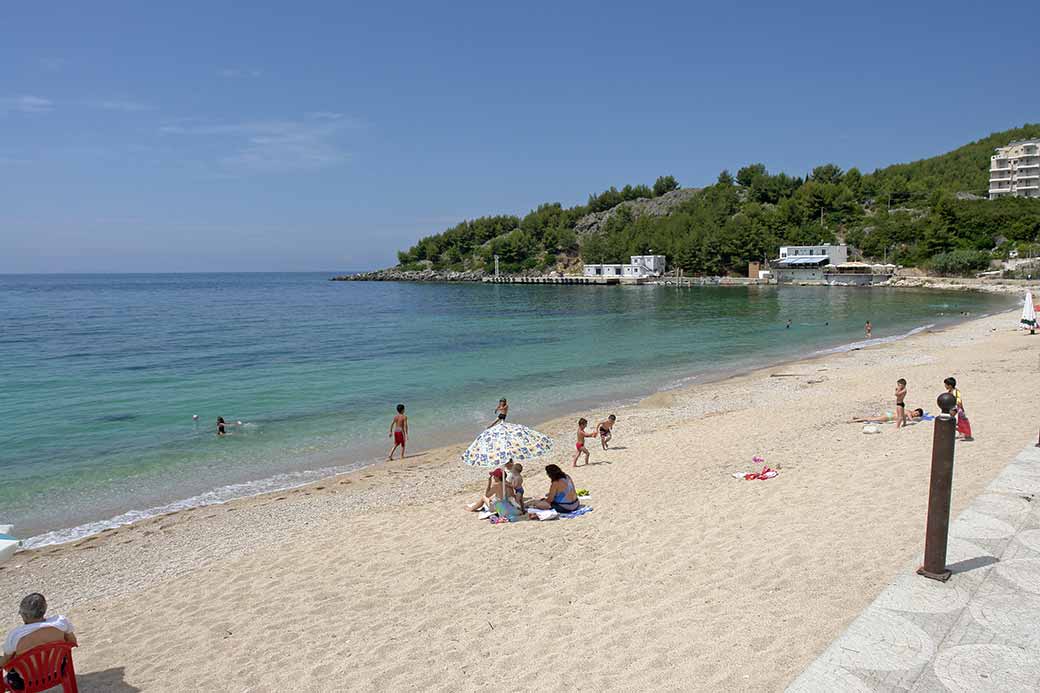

left=573, top=187, right=700, bottom=236
left=332, top=268, right=486, bottom=282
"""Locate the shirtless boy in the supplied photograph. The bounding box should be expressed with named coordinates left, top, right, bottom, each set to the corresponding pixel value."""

left=597, top=414, right=617, bottom=450
left=573, top=418, right=597, bottom=467
left=895, top=378, right=907, bottom=429
left=388, top=404, right=408, bottom=460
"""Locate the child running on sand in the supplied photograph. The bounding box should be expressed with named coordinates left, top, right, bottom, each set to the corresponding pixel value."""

left=573, top=418, right=597, bottom=467
left=895, top=378, right=908, bottom=429
left=388, top=404, right=408, bottom=459
left=944, top=377, right=974, bottom=441
left=487, top=398, right=508, bottom=428
left=597, top=414, right=617, bottom=450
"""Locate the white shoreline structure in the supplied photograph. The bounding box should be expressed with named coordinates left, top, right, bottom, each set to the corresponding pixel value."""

left=772, top=244, right=896, bottom=285
left=583, top=254, right=666, bottom=280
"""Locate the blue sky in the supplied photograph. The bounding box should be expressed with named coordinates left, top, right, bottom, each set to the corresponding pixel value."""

left=2, top=1, right=1038, bottom=273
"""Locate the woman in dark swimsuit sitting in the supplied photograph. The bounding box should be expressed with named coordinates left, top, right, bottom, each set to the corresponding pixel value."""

left=528, top=464, right=580, bottom=513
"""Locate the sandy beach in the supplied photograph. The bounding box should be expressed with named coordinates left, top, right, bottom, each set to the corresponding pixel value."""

left=1, top=305, right=1035, bottom=692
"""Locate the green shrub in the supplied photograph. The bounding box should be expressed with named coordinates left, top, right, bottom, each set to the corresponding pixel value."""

left=927, top=250, right=992, bottom=276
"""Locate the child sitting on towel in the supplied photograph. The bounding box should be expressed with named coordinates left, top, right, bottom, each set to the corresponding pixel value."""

left=505, top=460, right=525, bottom=512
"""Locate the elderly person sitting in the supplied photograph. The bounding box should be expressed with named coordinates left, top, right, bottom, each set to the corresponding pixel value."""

left=1, top=593, right=77, bottom=673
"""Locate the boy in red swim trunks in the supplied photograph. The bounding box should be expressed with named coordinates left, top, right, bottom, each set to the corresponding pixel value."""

left=572, top=418, right=597, bottom=467
left=388, top=403, right=408, bottom=460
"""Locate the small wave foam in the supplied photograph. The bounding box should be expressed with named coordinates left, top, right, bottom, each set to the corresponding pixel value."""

left=21, top=457, right=376, bottom=550
left=813, top=323, right=935, bottom=356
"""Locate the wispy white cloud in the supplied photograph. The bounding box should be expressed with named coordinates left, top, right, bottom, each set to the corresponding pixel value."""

left=159, top=116, right=357, bottom=173
left=83, top=98, right=154, bottom=112
left=219, top=68, right=264, bottom=78
left=1, top=95, right=54, bottom=113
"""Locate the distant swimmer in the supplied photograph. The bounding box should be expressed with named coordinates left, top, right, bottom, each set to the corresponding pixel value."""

left=388, top=404, right=408, bottom=460
left=192, top=414, right=199, bottom=421
left=786, top=319, right=791, bottom=329
left=215, top=416, right=241, bottom=436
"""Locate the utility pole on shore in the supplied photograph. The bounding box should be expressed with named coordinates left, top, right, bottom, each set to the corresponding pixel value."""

left=494, top=255, right=500, bottom=277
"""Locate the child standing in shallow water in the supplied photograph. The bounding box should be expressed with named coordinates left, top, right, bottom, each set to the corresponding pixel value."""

left=388, top=404, right=408, bottom=459
left=572, top=418, right=597, bottom=467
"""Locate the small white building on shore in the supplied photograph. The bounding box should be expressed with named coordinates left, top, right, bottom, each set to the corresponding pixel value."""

left=772, top=245, right=848, bottom=282
left=584, top=255, right=666, bottom=279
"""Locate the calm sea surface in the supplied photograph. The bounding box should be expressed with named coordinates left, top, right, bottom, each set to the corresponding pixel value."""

left=0, top=273, right=1013, bottom=545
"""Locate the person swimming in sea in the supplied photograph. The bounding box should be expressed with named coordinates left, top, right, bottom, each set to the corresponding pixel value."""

left=216, top=416, right=227, bottom=436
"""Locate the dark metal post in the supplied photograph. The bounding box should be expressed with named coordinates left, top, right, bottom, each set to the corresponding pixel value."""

left=917, top=392, right=958, bottom=582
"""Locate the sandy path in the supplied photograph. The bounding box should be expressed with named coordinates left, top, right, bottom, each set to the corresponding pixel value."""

left=1, top=309, right=1034, bottom=691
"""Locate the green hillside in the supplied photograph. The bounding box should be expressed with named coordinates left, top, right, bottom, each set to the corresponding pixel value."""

left=394, top=125, right=1040, bottom=276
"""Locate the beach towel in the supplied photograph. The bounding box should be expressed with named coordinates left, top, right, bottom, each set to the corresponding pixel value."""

left=920, top=414, right=935, bottom=422
left=524, top=506, right=594, bottom=521
left=744, top=466, right=778, bottom=480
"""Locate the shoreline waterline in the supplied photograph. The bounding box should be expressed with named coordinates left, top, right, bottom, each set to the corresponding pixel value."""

left=17, top=308, right=1005, bottom=551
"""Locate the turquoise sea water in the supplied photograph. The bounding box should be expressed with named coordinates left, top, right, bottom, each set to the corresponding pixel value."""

left=0, top=273, right=1013, bottom=545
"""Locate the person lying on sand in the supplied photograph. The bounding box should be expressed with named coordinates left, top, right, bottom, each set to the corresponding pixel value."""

left=527, top=464, right=580, bottom=514
left=851, top=408, right=924, bottom=424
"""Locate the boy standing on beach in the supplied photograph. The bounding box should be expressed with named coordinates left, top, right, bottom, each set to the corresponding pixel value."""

left=388, top=404, right=408, bottom=460
left=865, top=321, right=872, bottom=338
left=597, top=414, right=617, bottom=450
left=895, top=378, right=907, bottom=429
left=572, top=418, right=597, bottom=467
left=944, top=377, right=974, bottom=441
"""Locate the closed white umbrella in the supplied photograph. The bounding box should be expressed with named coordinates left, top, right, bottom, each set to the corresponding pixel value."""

left=1022, top=291, right=1036, bottom=334
left=0, top=525, right=18, bottom=564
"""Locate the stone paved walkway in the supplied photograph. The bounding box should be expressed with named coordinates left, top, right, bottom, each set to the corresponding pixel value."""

left=788, top=442, right=1040, bottom=692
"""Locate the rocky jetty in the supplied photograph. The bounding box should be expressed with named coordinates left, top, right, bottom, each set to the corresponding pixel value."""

left=332, top=268, right=486, bottom=282
left=573, top=187, right=700, bottom=236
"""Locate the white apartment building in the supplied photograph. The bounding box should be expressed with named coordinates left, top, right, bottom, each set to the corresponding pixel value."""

left=990, top=139, right=1040, bottom=199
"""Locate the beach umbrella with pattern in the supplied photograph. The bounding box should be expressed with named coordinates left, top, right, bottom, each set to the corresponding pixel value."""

left=461, top=421, right=554, bottom=468
left=462, top=422, right=554, bottom=517
left=1022, top=291, right=1037, bottom=333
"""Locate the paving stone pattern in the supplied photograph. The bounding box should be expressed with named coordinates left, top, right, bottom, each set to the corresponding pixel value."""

left=788, top=443, right=1040, bottom=692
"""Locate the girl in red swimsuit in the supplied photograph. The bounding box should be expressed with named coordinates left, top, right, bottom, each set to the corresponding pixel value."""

left=572, top=418, right=597, bottom=467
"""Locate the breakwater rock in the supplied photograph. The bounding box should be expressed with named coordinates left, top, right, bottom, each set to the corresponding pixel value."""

left=332, top=268, right=486, bottom=282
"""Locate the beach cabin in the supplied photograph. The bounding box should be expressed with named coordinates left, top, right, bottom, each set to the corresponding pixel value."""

left=772, top=245, right=848, bottom=283
left=584, top=255, right=667, bottom=280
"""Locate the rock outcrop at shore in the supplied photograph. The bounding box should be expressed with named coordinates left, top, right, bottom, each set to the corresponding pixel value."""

left=885, top=275, right=1034, bottom=294
left=573, top=187, right=700, bottom=236
left=332, top=268, right=486, bottom=282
